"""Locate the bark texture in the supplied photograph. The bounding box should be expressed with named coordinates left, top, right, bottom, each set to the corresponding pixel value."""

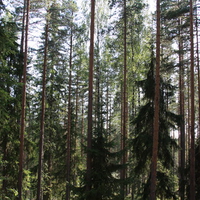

left=86, top=0, right=95, bottom=195
left=150, top=0, right=160, bottom=199
left=18, top=0, right=30, bottom=198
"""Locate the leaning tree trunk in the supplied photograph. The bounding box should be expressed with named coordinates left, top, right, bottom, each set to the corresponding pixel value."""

left=150, top=0, right=160, bottom=199
left=18, top=0, right=30, bottom=199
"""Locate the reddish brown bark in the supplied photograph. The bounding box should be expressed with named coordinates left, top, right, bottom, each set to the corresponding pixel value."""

left=121, top=0, right=128, bottom=198
left=66, top=19, right=73, bottom=200
left=178, top=14, right=185, bottom=200
left=19, top=0, right=26, bottom=83
left=189, top=0, right=195, bottom=199
left=37, top=22, right=48, bottom=200
left=86, top=0, right=95, bottom=194
left=150, top=0, right=160, bottom=199
left=18, top=0, right=30, bottom=199
left=196, top=8, right=200, bottom=138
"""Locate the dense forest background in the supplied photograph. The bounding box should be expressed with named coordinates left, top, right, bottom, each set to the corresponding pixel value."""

left=1, top=0, right=200, bottom=199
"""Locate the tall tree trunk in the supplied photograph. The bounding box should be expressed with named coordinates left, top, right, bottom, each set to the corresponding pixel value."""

left=2, top=134, right=8, bottom=198
left=18, top=0, right=30, bottom=198
left=106, top=78, right=109, bottom=131
left=96, top=30, right=101, bottom=131
left=187, top=70, right=191, bottom=163
left=86, top=0, right=95, bottom=195
left=37, top=22, right=48, bottom=200
left=121, top=0, right=127, bottom=198
left=43, top=93, right=53, bottom=200
left=73, top=62, right=79, bottom=187
left=81, top=92, right=85, bottom=158
left=150, top=0, right=160, bottom=199
left=66, top=19, right=73, bottom=200
left=189, top=0, right=195, bottom=199
left=19, top=0, right=26, bottom=83
left=178, top=14, right=185, bottom=200
left=196, top=6, right=200, bottom=138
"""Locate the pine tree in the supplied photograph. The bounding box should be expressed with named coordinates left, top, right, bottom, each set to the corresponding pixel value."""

left=18, top=0, right=30, bottom=198
left=66, top=2, right=76, bottom=198
left=37, top=19, right=48, bottom=200
left=33, top=1, right=79, bottom=198
left=189, top=0, right=195, bottom=199
left=161, top=0, right=191, bottom=198
left=120, top=0, right=128, bottom=198
left=86, top=0, right=95, bottom=195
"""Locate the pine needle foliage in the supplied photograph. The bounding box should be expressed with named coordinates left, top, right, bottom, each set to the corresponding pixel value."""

left=130, top=50, right=180, bottom=199
left=0, top=12, right=22, bottom=199
left=76, top=135, right=124, bottom=200
left=76, top=101, right=124, bottom=200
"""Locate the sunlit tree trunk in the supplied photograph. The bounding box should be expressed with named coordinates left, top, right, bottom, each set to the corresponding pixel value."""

left=178, top=14, right=185, bottom=200
left=66, top=18, right=73, bottom=200
left=196, top=5, right=200, bottom=138
left=189, top=0, right=195, bottom=199
left=86, top=0, right=95, bottom=195
left=81, top=92, right=85, bottom=158
left=121, top=0, right=128, bottom=199
left=150, top=0, right=160, bottom=199
left=19, top=0, right=26, bottom=83
left=18, top=0, right=30, bottom=199
left=37, top=21, right=48, bottom=200
left=186, top=68, right=191, bottom=163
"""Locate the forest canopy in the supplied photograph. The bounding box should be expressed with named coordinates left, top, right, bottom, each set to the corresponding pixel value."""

left=0, top=0, right=200, bottom=199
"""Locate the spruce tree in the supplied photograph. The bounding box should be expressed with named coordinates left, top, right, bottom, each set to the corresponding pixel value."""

left=0, top=10, right=22, bottom=199
left=130, top=50, right=180, bottom=199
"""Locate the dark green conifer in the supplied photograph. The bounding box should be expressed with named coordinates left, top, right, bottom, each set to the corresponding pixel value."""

left=130, top=49, right=180, bottom=199
left=0, top=13, right=22, bottom=199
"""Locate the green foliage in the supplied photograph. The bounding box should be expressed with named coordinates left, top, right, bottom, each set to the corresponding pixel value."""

left=0, top=11, right=22, bottom=199
left=1, top=0, right=195, bottom=199
left=162, top=1, right=189, bottom=20
left=76, top=130, right=123, bottom=200
left=75, top=94, right=124, bottom=200
left=130, top=51, right=180, bottom=199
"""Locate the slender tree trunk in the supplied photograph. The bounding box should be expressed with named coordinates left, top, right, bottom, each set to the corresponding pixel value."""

left=2, top=134, right=8, bottom=198
left=37, top=22, right=48, bottom=200
left=120, top=1, right=128, bottom=198
left=73, top=62, right=79, bottom=187
left=18, top=0, right=30, bottom=198
left=189, top=0, right=195, bottom=199
left=66, top=20, right=73, bottom=200
left=106, top=78, right=109, bottom=131
left=86, top=0, right=95, bottom=195
left=81, top=92, right=85, bottom=158
left=43, top=95, right=53, bottom=200
left=196, top=8, right=200, bottom=138
left=187, top=69, right=191, bottom=163
left=19, top=0, right=26, bottom=83
left=150, top=0, right=160, bottom=199
left=178, top=15, right=185, bottom=200
left=20, top=0, right=26, bottom=54
left=96, top=30, right=101, bottom=131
